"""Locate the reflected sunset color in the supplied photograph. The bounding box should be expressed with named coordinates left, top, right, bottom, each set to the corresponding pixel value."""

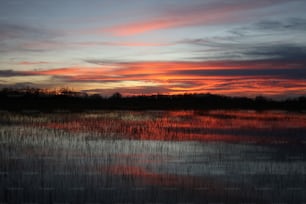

left=1, top=110, right=306, bottom=203
left=36, top=110, right=306, bottom=144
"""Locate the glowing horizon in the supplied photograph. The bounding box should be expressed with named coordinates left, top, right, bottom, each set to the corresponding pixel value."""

left=0, top=0, right=306, bottom=98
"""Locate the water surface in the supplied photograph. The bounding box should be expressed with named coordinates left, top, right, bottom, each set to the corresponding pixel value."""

left=1, top=110, right=306, bottom=203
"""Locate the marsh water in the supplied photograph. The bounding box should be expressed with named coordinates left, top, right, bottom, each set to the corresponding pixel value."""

left=0, top=110, right=306, bottom=204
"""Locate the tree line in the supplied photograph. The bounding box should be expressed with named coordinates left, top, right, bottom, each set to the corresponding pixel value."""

left=0, top=87, right=305, bottom=111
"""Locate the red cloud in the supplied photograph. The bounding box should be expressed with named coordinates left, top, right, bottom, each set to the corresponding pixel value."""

left=9, top=60, right=306, bottom=98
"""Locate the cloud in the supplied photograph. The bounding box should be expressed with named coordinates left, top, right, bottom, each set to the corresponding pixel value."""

left=100, top=0, right=299, bottom=36
left=77, top=41, right=172, bottom=47
left=255, top=18, right=306, bottom=31
left=0, top=23, right=63, bottom=53
left=3, top=57, right=306, bottom=81
left=2, top=58, right=306, bottom=98
left=245, top=45, right=306, bottom=61
left=0, top=70, right=31, bottom=77
left=17, top=40, right=172, bottom=53
left=18, top=61, right=49, bottom=65
left=174, top=68, right=306, bottom=80
left=8, top=59, right=304, bottom=79
left=84, top=59, right=123, bottom=65
left=0, top=24, right=40, bottom=41
left=227, top=18, right=306, bottom=38
left=30, top=67, right=108, bottom=77
left=0, top=23, right=59, bottom=41
left=181, top=33, right=306, bottom=62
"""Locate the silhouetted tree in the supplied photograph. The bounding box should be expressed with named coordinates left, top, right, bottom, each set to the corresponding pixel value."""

left=110, top=92, right=122, bottom=99
left=255, top=96, right=267, bottom=102
left=0, top=87, right=305, bottom=111
left=90, top=94, right=102, bottom=99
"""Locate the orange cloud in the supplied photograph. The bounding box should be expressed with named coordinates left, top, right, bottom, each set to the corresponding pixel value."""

left=104, top=19, right=180, bottom=36
left=5, top=60, right=306, bottom=98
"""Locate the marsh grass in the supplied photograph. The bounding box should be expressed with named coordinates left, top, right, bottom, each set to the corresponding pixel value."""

left=0, top=110, right=306, bottom=203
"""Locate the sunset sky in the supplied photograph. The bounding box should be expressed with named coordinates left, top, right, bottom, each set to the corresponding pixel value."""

left=0, top=0, right=306, bottom=98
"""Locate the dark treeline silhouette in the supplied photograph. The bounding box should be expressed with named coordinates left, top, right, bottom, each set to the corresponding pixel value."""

left=0, top=87, right=305, bottom=111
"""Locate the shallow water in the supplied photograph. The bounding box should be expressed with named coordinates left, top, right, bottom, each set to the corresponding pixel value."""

left=0, top=110, right=306, bottom=203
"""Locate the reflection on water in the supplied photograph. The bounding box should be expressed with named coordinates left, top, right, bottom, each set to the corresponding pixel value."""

left=0, top=110, right=306, bottom=203
left=38, top=110, right=306, bottom=143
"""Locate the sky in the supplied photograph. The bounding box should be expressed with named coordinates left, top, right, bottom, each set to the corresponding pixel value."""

left=0, top=0, right=306, bottom=98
